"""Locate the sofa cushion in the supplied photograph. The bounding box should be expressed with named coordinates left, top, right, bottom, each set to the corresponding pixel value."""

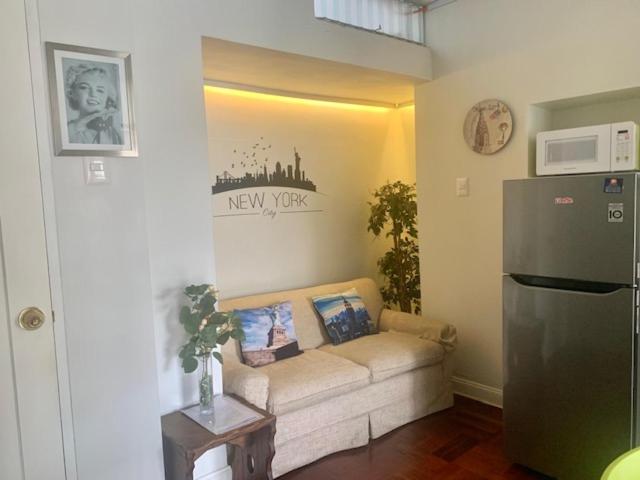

left=260, top=349, right=370, bottom=415
left=318, top=331, right=445, bottom=383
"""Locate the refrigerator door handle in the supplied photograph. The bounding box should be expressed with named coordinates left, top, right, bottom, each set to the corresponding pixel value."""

left=636, top=297, right=640, bottom=335
left=510, top=274, right=629, bottom=294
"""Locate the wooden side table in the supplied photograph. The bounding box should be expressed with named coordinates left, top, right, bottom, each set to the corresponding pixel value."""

left=161, top=395, right=276, bottom=480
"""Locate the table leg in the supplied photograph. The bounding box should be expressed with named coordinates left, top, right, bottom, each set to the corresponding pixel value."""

left=162, top=434, right=196, bottom=480
left=227, top=422, right=276, bottom=480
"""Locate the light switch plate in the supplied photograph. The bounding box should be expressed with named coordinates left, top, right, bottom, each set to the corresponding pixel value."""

left=456, top=177, right=469, bottom=197
left=84, top=158, right=110, bottom=185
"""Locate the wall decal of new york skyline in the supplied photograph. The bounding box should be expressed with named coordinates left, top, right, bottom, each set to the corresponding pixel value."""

left=211, top=141, right=317, bottom=194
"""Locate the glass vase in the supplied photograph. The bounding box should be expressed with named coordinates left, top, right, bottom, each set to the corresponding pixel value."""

left=199, top=351, right=214, bottom=416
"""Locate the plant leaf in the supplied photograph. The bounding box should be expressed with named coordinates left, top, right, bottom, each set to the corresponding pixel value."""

left=182, top=356, right=198, bottom=374
left=230, top=329, right=245, bottom=341
left=199, top=293, right=215, bottom=316
left=217, top=331, right=231, bottom=345
left=208, top=312, right=228, bottom=325
left=212, top=351, right=223, bottom=364
left=179, top=342, right=196, bottom=359
left=184, top=285, right=198, bottom=296
left=179, top=306, right=191, bottom=324
left=200, top=325, right=218, bottom=344
left=231, top=315, right=242, bottom=329
left=184, top=315, right=200, bottom=335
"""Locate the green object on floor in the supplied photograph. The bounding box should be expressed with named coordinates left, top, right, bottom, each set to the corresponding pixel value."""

left=602, top=447, right=640, bottom=479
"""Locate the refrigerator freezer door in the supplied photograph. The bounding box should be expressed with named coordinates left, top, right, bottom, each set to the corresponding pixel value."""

left=503, top=275, right=635, bottom=480
left=504, top=173, right=637, bottom=284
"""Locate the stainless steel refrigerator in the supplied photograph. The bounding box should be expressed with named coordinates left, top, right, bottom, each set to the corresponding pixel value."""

left=503, top=173, right=639, bottom=480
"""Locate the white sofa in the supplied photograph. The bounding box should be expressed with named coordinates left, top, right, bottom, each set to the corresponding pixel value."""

left=219, top=278, right=457, bottom=478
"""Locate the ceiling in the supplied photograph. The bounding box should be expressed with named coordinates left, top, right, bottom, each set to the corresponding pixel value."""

left=201, top=37, right=422, bottom=106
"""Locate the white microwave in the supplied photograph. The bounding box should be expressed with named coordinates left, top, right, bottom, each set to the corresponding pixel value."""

left=536, top=121, right=639, bottom=176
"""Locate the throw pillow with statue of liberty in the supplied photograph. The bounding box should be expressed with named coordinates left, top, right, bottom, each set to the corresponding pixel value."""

left=235, top=301, right=301, bottom=367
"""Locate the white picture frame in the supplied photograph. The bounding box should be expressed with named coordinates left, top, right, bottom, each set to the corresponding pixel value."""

left=46, top=42, right=137, bottom=157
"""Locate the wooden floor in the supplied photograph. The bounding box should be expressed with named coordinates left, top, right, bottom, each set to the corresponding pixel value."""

left=280, top=395, right=551, bottom=480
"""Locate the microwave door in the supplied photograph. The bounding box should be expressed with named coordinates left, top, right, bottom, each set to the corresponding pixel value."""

left=536, top=124, right=611, bottom=176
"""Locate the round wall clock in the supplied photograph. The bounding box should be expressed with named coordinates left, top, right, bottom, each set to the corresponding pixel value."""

left=463, top=99, right=513, bottom=155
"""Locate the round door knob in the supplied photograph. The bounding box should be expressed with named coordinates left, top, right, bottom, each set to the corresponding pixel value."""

left=18, top=307, right=46, bottom=331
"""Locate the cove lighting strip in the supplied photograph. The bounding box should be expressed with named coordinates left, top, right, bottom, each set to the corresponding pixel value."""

left=203, top=82, right=401, bottom=113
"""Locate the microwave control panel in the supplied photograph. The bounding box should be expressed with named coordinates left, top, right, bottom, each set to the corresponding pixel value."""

left=611, top=121, right=639, bottom=171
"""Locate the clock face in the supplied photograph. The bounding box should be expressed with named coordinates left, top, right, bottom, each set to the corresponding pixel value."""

left=463, top=99, right=513, bottom=155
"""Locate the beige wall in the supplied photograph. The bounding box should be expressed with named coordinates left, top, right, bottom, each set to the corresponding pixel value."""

left=417, top=0, right=640, bottom=404
left=205, top=88, right=415, bottom=299
left=551, top=98, right=640, bottom=130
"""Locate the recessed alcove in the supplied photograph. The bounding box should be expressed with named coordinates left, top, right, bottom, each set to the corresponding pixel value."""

left=528, top=87, right=640, bottom=175
left=200, top=37, right=420, bottom=298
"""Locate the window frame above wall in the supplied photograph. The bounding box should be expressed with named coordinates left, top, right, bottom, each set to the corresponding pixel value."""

left=313, top=0, right=426, bottom=45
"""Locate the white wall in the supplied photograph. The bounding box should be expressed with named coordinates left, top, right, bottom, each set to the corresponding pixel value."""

left=192, top=0, right=431, bottom=81
left=30, top=0, right=427, bottom=478
left=417, top=0, right=640, bottom=405
left=36, top=0, right=164, bottom=478
left=205, top=89, right=415, bottom=299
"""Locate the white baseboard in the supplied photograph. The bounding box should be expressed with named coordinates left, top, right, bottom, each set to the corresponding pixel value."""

left=195, top=465, right=232, bottom=480
left=452, top=376, right=503, bottom=408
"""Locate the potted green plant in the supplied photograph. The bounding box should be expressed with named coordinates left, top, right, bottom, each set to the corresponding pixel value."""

left=178, top=284, right=244, bottom=415
left=368, top=181, right=421, bottom=314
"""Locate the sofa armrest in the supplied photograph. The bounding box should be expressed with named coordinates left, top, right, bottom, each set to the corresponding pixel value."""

left=379, top=308, right=457, bottom=352
left=222, top=359, right=270, bottom=410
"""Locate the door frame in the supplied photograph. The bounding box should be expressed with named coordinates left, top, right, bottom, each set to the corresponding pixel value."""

left=23, top=1, right=78, bottom=478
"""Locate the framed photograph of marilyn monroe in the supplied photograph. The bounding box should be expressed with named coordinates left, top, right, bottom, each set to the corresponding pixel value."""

left=46, top=42, right=138, bottom=157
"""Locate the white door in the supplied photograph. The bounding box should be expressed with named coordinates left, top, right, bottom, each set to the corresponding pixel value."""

left=0, top=0, right=66, bottom=478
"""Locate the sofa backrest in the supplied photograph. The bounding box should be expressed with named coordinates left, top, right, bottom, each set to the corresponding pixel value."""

left=218, top=278, right=383, bottom=362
